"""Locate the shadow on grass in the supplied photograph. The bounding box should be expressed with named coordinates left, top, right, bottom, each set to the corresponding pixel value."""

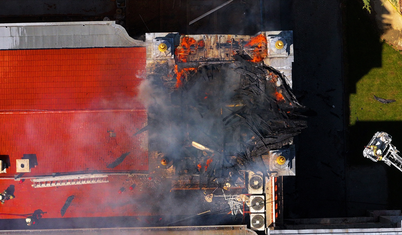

left=345, top=0, right=385, bottom=95
left=344, top=0, right=402, bottom=216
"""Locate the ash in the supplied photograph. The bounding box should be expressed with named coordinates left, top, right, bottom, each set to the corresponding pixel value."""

left=146, top=56, right=307, bottom=188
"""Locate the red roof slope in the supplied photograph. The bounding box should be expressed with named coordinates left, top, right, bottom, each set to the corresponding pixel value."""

left=0, top=47, right=148, bottom=219
left=0, top=110, right=148, bottom=175
left=0, top=47, right=148, bottom=175
left=0, top=48, right=145, bottom=111
left=3, top=175, right=149, bottom=219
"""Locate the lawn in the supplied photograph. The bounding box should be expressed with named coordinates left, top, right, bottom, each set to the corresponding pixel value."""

left=350, top=43, right=402, bottom=126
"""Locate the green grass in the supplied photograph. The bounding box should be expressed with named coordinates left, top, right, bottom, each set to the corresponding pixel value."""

left=350, top=43, right=402, bottom=125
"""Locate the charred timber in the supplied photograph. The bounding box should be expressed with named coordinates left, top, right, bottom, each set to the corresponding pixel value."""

left=147, top=56, right=307, bottom=182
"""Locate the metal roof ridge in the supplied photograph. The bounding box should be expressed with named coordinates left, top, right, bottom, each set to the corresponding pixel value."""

left=0, top=21, right=115, bottom=27
left=0, top=21, right=145, bottom=49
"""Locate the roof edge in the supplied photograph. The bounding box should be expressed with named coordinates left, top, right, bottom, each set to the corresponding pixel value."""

left=0, top=21, right=116, bottom=27
left=0, top=21, right=144, bottom=49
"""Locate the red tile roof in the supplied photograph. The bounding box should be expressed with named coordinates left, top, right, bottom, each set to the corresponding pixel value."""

left=0, top=110, right=148, bottom=175
left=0, top=48, right=145, bottom=111
left=0, top=47, right=148, bottom=218
left=3, top=175, right=149, bottom=219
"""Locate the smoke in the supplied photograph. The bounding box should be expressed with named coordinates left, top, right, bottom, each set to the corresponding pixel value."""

left=1, top=48, right=306, bottom=228
left=0, top=60, right=153, bottom=225
left=1, top=53, right=306, bottom=228
left=139, top=55, right=307, bottom=207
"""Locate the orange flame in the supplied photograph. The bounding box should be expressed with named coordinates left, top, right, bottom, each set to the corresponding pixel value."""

left=173, top=36, right=200, bottom=88
left=175, top=37, right=198, bottom=63
left=205, top=159, right=213, bottom=171
left=245, top=34, right=267, bottom=62
left=174, top=65, right=197, bottom=88
left=174, top=65, right=184, bottom=88
left=197, top=39, right=205, bottom=48
left=275, top=90, right=284, bottom=102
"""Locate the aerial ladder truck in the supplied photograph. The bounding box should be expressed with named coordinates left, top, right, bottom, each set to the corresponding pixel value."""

left=363, top=132, right=402, bottom=172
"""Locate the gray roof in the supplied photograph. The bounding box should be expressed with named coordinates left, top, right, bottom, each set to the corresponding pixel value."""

left=0, top=21, right=144, bottom=49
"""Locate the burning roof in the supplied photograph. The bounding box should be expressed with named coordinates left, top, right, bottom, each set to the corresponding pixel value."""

left=142, top=33, right=305, bottom=231
left=144, top=32, right=307, bottom=189
left=0, top=25, right=304, bottom=232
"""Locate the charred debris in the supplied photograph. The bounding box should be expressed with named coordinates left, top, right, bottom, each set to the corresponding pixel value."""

left=145, top=54, right=307, bottom=190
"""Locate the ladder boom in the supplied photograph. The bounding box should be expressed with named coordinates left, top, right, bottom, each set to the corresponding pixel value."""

left=363, top=132, right=402, bottom=172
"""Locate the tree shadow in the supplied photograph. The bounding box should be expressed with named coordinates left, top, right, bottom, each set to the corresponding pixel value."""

left=344, top=0, right=402, bottom=217
left=346, top=0, right=386, bottom=95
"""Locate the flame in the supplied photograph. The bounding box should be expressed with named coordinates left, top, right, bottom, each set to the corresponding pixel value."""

left=268, top=72, right=279, bottom=83
left=245, top=34, right=266, bottom=47
left=198, top=40, right=205, bottom=48
left=269, top=73, right=286, bottom=102
left=174, top=65, right=184, bottom=88
left=245, top=34, right=267, bottom=62
left=275, top=90, right=284, bottom=102
left=175, top=36, right=198, bottom=63
left=174, top=65, right=197, bottom=88
left=173, top=36, right=201, bottom=88
left=205, top=159, right=213, bottom=171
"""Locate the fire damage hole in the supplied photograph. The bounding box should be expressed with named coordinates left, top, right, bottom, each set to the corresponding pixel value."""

left=147, top=55, right=307, bottom=188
